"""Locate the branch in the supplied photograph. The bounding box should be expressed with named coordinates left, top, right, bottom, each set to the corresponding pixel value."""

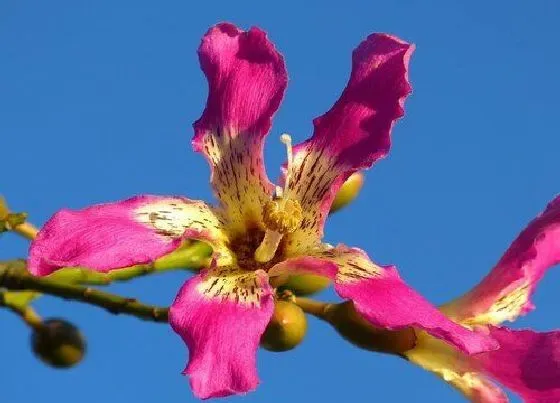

left=0, top=263, right=169, bottom=323
left=0, top=242, right=211, bottom=323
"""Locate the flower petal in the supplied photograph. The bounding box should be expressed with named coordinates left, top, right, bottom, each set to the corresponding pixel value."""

left=28, top=195, right=230, bottom=276
left=475, top=326, right=560, bottom=402
left=405, top=331, right=509, bottom=403
left=270, top=245, right=497, bottom=354
left=169, top=266, right=274, bottom=399
left=443, top=195, right=560, bottom=325
left=283, top=33, right=413, bottom=254
left=193, top=23, right=288, bottom=236
left=405, top=325, right=560, bottom=402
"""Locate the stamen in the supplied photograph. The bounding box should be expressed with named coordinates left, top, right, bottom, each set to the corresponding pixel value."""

left=280, top=133, right=293, bottom=191
left=254, top=134, right=301, bottom=264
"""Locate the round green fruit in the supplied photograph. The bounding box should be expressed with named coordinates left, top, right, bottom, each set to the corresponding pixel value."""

left=261, top=301, right=307, bottom=352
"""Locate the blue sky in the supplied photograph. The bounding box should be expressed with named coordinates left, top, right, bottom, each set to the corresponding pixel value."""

left=1, top=1, right=558, bottom=402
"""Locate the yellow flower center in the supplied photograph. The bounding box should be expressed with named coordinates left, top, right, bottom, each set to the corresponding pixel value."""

left=254, top=134, right=302, bottom=263
left=262, top=198, right=303, bottom=234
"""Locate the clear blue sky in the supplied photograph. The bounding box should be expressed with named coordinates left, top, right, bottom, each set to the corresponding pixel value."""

left=1, top=1, right=558, bottom=402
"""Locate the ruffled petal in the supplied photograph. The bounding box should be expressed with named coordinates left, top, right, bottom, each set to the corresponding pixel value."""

left=193, top=23, right=288, bottom=236
left=28, top=195, right=230, bottom=276
left=443, top=195, right=560, bottom=325
left=283, top=34, right=413, bottom=254
left=169, top=265, right=274, bottom=399
left=405, top=331, right=509, bottom=403
left=270, top=245, right=497, bottom=354
left=475, top=327, right=560, bottom=402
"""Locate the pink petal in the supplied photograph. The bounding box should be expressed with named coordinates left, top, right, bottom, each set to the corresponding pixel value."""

left=475, top=326, right=560, bottom=402
left=303, top=33, right=413, bottom=168
left=444, top=195, right=560, bottom=324
left=406, top=318, right=560, bottom=401
left=284, top=33, right=414, bottom=254
left=271, top=246, right=497, bottom=354
left=28, top=195, right=229, bottom=276
left=169, top=266, right=274, bottom=399
left=192, top=23, right=287, bottom=234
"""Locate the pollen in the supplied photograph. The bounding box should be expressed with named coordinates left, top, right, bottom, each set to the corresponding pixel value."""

left=262, top=198, right=303, bottom=234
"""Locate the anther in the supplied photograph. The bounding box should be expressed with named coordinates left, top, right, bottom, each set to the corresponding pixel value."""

left=262, top=199, right=303, bottom=234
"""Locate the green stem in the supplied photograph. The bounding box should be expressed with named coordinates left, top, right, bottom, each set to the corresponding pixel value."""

left=293, top=296, right=330, bottom=317
left=0, top=264, right=169, bottom=323
left=12, top=222, right=39, bottom=240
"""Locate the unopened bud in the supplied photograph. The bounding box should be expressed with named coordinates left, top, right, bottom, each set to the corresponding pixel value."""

left=280, top=274, right=331, bottom=296
left=324, top=301, right=416, bottom=355
left=261, top=301, right=307, bottom=352
left=329, top=172, right=364, bottom=214
left=31, top=318, right=86, bottom=369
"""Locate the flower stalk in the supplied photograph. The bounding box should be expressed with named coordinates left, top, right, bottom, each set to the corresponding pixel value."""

left=0, top=290, right=43, bottom=329
left=12, top=221, right=40, bottom=240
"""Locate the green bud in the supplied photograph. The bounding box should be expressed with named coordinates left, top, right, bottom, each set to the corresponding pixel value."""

left=31, top=319, right=86, bottom=369
left=324, top=301, right=416, bottom=355
left=260, top=301, right=307, bottom=352
left=280, top=274, right=331, bottom=296
left=329, top=172, right=364, bottom=214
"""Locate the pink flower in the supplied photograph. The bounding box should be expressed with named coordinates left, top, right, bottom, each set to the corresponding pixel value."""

left=27, top=23, right=496, bottom=399
left=406, top=195, right=560, bottom=402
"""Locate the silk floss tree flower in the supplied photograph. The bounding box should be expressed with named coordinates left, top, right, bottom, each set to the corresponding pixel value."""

left=404, top=195, right=560, bottom=402
left=27, top=23, right=497, bottom=399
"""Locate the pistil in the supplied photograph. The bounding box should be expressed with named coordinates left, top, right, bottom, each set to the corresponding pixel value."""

left=254, top=230, right=284, bottom=263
